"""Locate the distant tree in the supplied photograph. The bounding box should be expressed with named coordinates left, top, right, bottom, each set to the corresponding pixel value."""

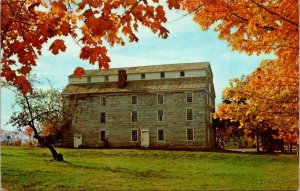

left=7, top=82, right=79, bottom=161
left=24, top=126, right=35, bottom=146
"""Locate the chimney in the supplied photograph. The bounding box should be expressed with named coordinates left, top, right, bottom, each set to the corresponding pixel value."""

left=118, top=70, right=127, bottom=88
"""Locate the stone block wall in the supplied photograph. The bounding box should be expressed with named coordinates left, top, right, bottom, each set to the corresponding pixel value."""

left=62, top=90, right=215, bottom=149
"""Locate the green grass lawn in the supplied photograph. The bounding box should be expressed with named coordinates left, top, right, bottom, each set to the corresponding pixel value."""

left=1, top=146, right=298, bottom=190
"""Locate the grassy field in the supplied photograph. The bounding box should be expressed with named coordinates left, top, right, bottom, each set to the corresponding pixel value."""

left=1, top=146, right=298, bottom=191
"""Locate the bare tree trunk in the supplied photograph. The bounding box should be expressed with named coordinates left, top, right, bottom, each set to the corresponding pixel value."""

left=256, top=124, right=260, bottom=153
left=289, top=142, right=293, bottom=153
left=25, top=95, right=63, bottom=161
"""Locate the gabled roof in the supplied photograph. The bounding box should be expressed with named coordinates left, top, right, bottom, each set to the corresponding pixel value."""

left=62, top=77, right=207, bottom=95
left=68, top=62, right=210, bottom=77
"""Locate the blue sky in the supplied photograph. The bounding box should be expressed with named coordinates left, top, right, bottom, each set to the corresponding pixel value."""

left=1, top=9, right=273, bottom=131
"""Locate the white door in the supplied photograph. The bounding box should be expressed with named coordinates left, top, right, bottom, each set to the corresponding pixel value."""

left=141, top=130, right=149, bottom=148
left=74, top=134, right=82, bottom=148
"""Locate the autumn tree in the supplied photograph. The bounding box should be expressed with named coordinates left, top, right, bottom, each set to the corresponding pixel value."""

left=7, top=82, right=79, bottom=160
left=1, top=0, right=177, bottom=95
left=178, top=0, right=298, bottom=149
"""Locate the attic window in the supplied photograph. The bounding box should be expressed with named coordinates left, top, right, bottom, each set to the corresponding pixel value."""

left=180, top=71, right=185, bottom=77
left=141, top=73, right=145, bottom=79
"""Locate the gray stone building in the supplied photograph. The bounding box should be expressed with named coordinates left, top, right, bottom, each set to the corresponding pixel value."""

left=62, top=62, right=216, bottom=149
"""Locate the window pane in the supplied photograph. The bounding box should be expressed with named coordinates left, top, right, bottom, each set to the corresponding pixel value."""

left=74, top=98, right=78, bottom=107
left=187, top=129, right=193, bottom=140
left=101, top=97, right=106, bottom=106
left=186, top=93, right=193, bottom=103
left=158, top=129, right=164, bottom=141
left=132, top=130, right=138, bottom=141
left=160, top=72, right=165, bottom=78
left=187, top=109, right=193, bottom=120
left=157, top=94, right=164, bottom=104
left=132, top=111, right=137, bottom=122
left=104, top=76, right=109, bottom=82
left=100, top=112, right=106, bottom=123
left=158, top=110, right=163, bottom=122
left=180, top=71, right=185, bottom=77
left=141, top=73, right=145, bottom=79
left=100, top=131, right=105, bottom=141
left=132, top=96, right=138, bottom=105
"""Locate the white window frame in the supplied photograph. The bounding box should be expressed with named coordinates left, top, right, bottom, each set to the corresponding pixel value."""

left=101, top=96, right=106, bottom=106
left=186, top=92, right=193, bottom=103
left=131, top=129, right=138, bottom=142
left=157, top=129, right=165, bottom=141
left=157, top=94, right=164, bottom=105
left=186, top=108, right=193, bottom=121
left=131, top=111, right=138, bottom=123
left=186, top=128, right=194, bottom=141
left=157, top=109, right=164, bottom=122
left=100, top=112, right=106, bottom=123
left=131, top=95, right=138, bottom=105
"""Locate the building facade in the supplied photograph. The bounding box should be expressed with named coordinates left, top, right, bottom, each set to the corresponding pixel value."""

left=62, top=62, right=216, bottom=149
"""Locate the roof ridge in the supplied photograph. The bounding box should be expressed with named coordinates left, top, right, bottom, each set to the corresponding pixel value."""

left=69, top=62, right=210, bottom=77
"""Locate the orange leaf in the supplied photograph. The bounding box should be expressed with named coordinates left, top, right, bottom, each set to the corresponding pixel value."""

left=167, top=0, right=180, bottom=9
left=73, top=67, right=85, bottom=78
left=49, top=39, right=66, bottom=55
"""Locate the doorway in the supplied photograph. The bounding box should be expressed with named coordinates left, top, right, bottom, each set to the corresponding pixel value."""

left=74, top=134, right=82, bottom=148
left=141, top=130, right=149, bottom=148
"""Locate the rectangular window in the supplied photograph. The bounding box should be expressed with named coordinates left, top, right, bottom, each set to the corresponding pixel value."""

left=131, top=129, right=138, bottom=142
left=72, top=117, right=77, bottom=124
left=101, top=97, right=106, bottom=106
left=132, top=95, right=138, bottom=105
left=157, top=110, right=164, bottom=122
left=100, top=112, right=106, bottom=123
left=141, top=73, right=145, bottom=79
left=186, top=109, right=193, bottom=121
left=131, top=111, right=137, bottom=122
left=180, top=71, right=185, bottom=77
left=74, top=98, right=78, bottom=107
left=157, top=94, right=164, bottom=105
left=186, top=128, right=194, bottom=141
left=157, top=129, right=164, bottom=141
left=87, top=77, right=91, bottom=83
left=160, top=72, right=165, bottom=78
left=186, top=92, right=193, bottom=103
left=100, top=130, right=105, bottom=141
left=104, top=75, right=109, bottom=82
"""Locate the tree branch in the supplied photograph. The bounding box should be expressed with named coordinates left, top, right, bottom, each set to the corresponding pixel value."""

left=250, top=0, right=299, bottom=27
